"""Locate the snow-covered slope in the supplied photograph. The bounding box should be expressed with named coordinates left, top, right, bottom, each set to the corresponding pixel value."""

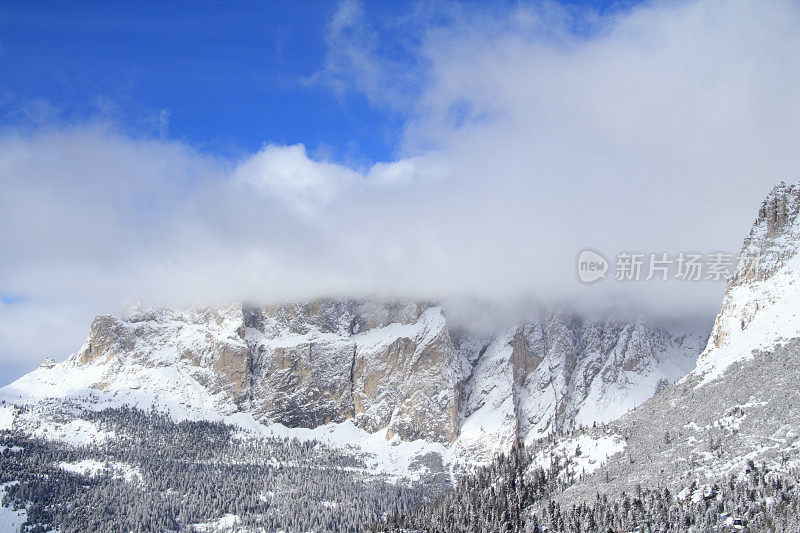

left=1, top=300, right=703, bottom=465
left=0, top=483, right=27, bottom=533
left=548, top=335, right=800, bottom=507
left=694, top=181, right=800, bottom=384
left=529, top=180, right=800, bottom=506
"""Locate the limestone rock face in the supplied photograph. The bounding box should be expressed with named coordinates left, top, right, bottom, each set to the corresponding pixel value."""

left=79, top=314, right=135, bottom=365
left=696, top=180, right=800, bottom=381
left=237, top=301, right=462, bottom=441
left=75, top=305, right=251, bottom=403
left=244, top=303, right=356, bottom=428
left=456, top=311, right=702, bottom=459
left=62, top=299, right=702, bottom=448
left=382, top=317, right=460, bottom=443
left=707, top=181, right=800, bottom=350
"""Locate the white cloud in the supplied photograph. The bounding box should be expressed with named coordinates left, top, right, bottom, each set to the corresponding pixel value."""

left=234, top=144, right=358, bottom=214
left=5, top=0, right=800, bottom=379
left=365, top=154, right=449, bottom=186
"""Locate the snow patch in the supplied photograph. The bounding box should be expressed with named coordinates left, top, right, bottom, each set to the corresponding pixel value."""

left=0, top=483, right=27, bottom=533
left=528, top=434, right=626, bottom=478
left=59, top=459, right=106, bottom=477
left=58, top=459, right=141, bottom=482
left=29, top=417, right=114, bottom=446
left=192, top=513, right=241, bottom=532
left=0, top=405, right=12, bottom=431
left=251, top=418, right=462, bottom=481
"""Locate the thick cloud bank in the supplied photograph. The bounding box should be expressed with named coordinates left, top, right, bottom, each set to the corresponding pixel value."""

left=4, top=0, right=800, bottom=378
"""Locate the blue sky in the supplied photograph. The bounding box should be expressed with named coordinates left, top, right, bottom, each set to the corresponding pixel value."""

left=3, top=0, right=800, bottom=386
left=0, top=0, right=637, bottom=164
left=1, top=1, right=395, bottom=161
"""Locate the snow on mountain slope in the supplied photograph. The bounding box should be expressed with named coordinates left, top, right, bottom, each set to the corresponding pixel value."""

left=694, top=181, right=800, bottom=384
left=1, top=299, right=704, bottom=468
left=572, top=325, right=701, bottom=427
left=548, top=336, right=800, bottom=508
left=528, top=433, right=626, bottom=480
left=456, top=328, right=519, bottom=459
left=0, top=484, right=27, bottom=533
left=0, top=406, right=12, bottom=431
left=526, top=181, right=800, bottom=506
left=456, top=314, right=702, bottom=461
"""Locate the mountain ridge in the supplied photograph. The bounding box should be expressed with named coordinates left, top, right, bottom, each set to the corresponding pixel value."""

left=2, top=299, right=704, bottom=462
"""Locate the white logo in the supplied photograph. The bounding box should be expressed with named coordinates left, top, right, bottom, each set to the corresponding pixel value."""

left=577, top=249, right=608, bottom=284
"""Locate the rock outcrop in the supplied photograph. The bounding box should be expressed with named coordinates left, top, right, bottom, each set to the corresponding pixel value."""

left=701, top=181, right=800, bottom=369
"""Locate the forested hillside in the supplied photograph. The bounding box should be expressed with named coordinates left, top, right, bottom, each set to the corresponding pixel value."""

left=0, top=404, right=444, bottom=532
left=379, top=440, right=800, bottom=532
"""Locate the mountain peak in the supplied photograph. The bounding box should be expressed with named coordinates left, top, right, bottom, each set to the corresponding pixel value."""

left=733, top=180, right=800, bottom=285
left=699, top=179, right=800, bottom=381
left=754, top=180, right=800, bottom=234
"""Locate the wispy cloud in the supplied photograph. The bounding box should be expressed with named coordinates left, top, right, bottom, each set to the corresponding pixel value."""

left=309, top=0, right=424, bottom=110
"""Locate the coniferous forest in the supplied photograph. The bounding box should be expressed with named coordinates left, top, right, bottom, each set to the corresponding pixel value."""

left=1, top=404, right=444, bottom=532
left=4, top=403, right=799, bottom=532
left=379, top=441, right=800, bottom=532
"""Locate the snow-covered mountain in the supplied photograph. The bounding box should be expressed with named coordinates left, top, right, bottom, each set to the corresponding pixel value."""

left=365, top=180, right=800, bottom=532
left=1, top=300, right=703, bottom=462
left=694, top=180, right=800, bottom=384
left=514, top=180, right=800, bottom=508
left=8, top=180, right=800, bottom=531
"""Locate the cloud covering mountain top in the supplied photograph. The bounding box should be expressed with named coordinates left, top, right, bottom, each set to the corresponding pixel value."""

left=3, top=0, right=800, bottom=379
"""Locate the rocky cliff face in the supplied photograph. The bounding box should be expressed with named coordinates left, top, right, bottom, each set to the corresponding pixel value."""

left=456, top=312, right=701, bottom=458
left=697, top=181, right=800, bottom=381
left=67, top=301, right=466, bottom=444
left=32, top=298, right=702, bottom=454
left=242, top=300, right=461, bottom=443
